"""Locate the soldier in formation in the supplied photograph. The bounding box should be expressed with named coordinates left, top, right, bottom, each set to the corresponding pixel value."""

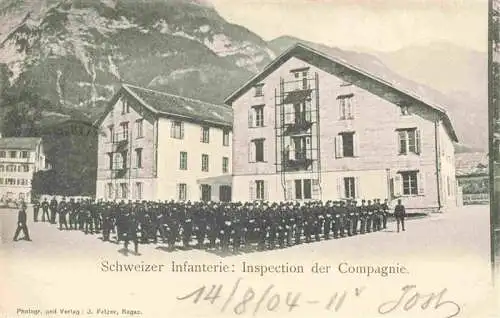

left=38, top=197, right=395, bottom=253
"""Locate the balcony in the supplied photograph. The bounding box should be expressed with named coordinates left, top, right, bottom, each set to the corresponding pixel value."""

left=113, top=167, right=128, bottom=179
left=112, top=133, right=129, bottom=151
left=284, top=118, right=313, bottom=135
left=282, top=151, right=313, bottom=171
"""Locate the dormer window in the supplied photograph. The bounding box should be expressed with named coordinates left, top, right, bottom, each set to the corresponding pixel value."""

left=254, top=84, right=264, bottom=97
left=401, top=105, right=410, bottom=116
left=122, top=99, right=130, bottom=114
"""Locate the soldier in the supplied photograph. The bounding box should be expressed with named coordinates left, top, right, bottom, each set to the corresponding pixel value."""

left=49, top=196, right=58, bottom=224
left=13, top=204, right=31, bottom=242
left=41, top=197, right=50, bottom=222
left=33, top=198, right=40, bottom=222
left=102, top=204, right=113, bottom=242
left=359, top=200, right=367, bottom=234
left=366, top=200, right=374, bottom=233
left=373, top=199, right=382, bottom=232
left=381, top=198, right=389, bottom=229
left=181, top=207, right=193, bottom=248
left=394, top=199, right=406, bottom=233
left=123, top=210, right=139, bottom=254
left=68, top=198, right=78, bottom=230
left=351, top=200, right=359, bottom=235
left=58, top=198, right=69, bottom=230
left=323, top=202, right=332, bottom=239
left=294, top=204, right=303, bottom=244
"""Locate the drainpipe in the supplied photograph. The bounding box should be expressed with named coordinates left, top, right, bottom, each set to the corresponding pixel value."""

left=434, top=116, right=442, bottom=212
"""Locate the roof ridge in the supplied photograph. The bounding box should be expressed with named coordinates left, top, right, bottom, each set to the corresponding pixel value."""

left=123, top=83, right=230, bottom=111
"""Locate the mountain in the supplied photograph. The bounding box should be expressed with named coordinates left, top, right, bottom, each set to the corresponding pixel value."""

left=0, top=1, right=487, bottom=151
left=0, top=0, right=275, bottom=122
left=269, top=36, right=488, bottom=151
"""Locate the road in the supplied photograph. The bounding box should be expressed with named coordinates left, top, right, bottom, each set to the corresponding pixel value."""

left=0, top=205, right=498, bottom=318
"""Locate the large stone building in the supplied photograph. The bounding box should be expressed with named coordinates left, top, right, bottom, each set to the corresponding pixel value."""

left=95, top=84, right=232, bottom=202
left=225, top=43, right=459, bottom=211
left=0, top=137, right=49, bottom=203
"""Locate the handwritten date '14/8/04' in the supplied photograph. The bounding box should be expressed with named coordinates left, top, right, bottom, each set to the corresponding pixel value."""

left=176, top=278, right=461, bottom=317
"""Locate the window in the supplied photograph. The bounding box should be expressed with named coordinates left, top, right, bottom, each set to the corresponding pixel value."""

left=294, top=179, right=312, bottom=200
left=401, top=105, right=410, bottom=116
left=254, top=139, right=265, bottom=162
left=107, top=183, right=113, bottom=198
left=202, top=154, right=209, bottom=172
left=113, top=152, right=125, bottom=170
left=223, top=129, right=230, bottom=146
left=180, top=152, right=188, bottom=170
left=107, top=153, right=113, bottom=170
left=178, top=183, right=187, bottom=201
left=120, top=122, right=129, bottom=141
left=250, top=105, right=264, bottom=127
left=171, top=121, right=184, bottom=139
left=340, top=132, right=355, bottom=157
left=120, top=183, right=128, bottom=199
left=23, top=165, right=29, bottom=172
left=398, top=129, right=421, bottom=155
left=136, top=182, right=143, bottom=200
left=109, top=125, right=114, bottom=142
left=201, top=126, right=210, bottom=143
left=338, top=94, right=354, bottom=120
left=21, top=151, right=28, bottom=159
left=135, top=119, right=143, bottom=138
left=222, top=157, right=229, bottom=173
left=256, top=180, right=265, bottom=200
left=0, top=165, right=3, bottom=172
left=254, top=84, right=264, bottom=97
left=0, top=178, right=3, bottom=184
left=0, top=151, right=5, bottom=158
left=135, top=148, right=142, bottom=168
left=122, top=99, right=130, bottom=114
left=401, top=171, right=418, bottom=195
left=6, top=178, right=15, bottom=185
left=344, top=177, right=356, bottom=198
left=10, top=151, right=17, bottom=158
left=6, top=165, right=14, bottom=172
left=201, top=184, right=212, bottom=201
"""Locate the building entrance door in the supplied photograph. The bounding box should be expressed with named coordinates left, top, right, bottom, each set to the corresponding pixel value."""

left=201, top=184, right=212, bottom=202
left=219, top=186, right=231, bottom=202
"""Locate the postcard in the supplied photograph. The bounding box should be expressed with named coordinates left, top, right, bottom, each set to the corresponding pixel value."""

left=0, top=0, right=498, bottom=317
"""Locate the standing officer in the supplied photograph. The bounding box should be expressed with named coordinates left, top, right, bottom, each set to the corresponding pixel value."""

left=33, top=198, right=40, bottom=222
left=41, top=197, right=50, bottom=222
left=13, top=204, right=31, bottom=241
left=381, top=199, right=389, bottom=229
left=394, top=199, right=406, bottom=232
left=49, top=196, right=58, bottom=224
left=58, top=198, right=69, bottom=230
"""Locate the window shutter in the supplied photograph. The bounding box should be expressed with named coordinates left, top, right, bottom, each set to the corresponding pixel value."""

left=249, top=181, right=256, bottom=201
left=248, top=109, right=254, bottom=128
left=335, top=135, right=344, bottom=158
left=353, top=133, right=360, bottom=157
left=416, top=129, right=422, bottom=154
left=289, top=138, right=296, bottom=160
left=418, top=171, right=425, bottom=195
left=180, top=122, right=184, bottom=139
left=312, top=179, right=320, bottom=199
left=394, top=174, right=402, bottom=197
left=355, top=177, right=361, bottom=199
left=350, top=96, right=356, bottom=119
left=264, top=181, right=269, bottom=200
left=248, top=142, right=254, bottom=163
left=285, top=180, right=293, bottom=201
left=176, top=184, right=180, bottom=201
left=285, top=109, right=293, bottom=125
left=337, top=177, right=344, bottom=199
left=338, top=99, right=343, bottom=119
left=263, top=139, right=268, bottom=162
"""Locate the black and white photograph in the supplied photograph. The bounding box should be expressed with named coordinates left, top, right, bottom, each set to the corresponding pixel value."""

left=0, top=0, right=498, bottom=317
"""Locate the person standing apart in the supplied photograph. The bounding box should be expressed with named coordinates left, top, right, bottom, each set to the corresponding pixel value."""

left=394, top=199, right=406, bottom=233
left=13, top=204, right=31, bottom=241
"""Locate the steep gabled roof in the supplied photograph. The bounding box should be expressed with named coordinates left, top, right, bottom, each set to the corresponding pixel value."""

left=0, top=137, right=41, bottom=150
left=224, top=43, right=458, bottom=142
left=96, top=84, right=232, bottom=128
left=123, top=84, right=232, bottom=127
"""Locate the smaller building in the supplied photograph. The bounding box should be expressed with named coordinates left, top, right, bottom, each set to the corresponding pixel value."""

left=0, top=136, right=50, bottom=203
left=456, top=152, right=488, bottom=205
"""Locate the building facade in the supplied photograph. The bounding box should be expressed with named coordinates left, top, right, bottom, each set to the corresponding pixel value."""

left=226, top=44, right=459, bottom=212
left=0, top=137, right=49, bottom=203
left=95, top=84, right=232, bottom=202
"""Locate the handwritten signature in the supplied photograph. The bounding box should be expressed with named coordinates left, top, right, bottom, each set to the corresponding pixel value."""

left=176, top=278, right=461, bottom=317
left=177, top=278, right=461, bottom=318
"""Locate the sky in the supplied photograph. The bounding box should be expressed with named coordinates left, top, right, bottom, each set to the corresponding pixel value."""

left=209, top=0, right=488, bottom=52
